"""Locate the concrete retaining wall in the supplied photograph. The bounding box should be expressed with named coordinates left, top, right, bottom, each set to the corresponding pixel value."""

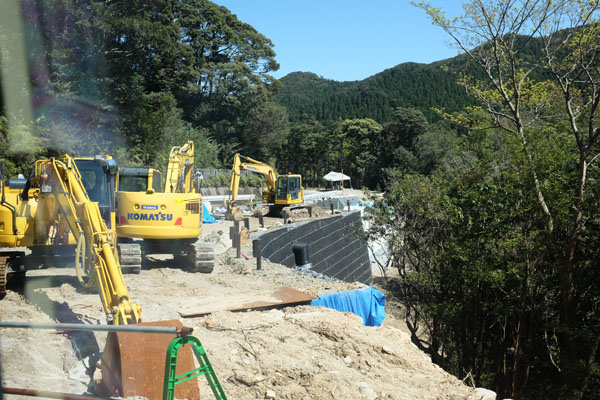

left=255, top=211, right=372, bottom=285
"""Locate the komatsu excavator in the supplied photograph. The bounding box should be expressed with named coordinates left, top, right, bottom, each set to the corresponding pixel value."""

left=226, top=153, right=306, bottom=220
left=116, top=141, right=214, bottom=272
left=0, top=154, right=140, bottom=323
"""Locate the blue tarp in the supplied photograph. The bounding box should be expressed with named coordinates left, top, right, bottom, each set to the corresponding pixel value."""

left=311, top=286, right=386, bottom=327
left=203, top=203, right=217, bottom=224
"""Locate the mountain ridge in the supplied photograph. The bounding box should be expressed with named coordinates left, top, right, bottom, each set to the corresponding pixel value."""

left=272, top=54, right=474, bottom=124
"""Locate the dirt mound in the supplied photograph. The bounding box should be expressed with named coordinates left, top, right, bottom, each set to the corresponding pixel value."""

left=0, top=241, right=477, bottom=399
left=191, top=306, right=475, bottom=399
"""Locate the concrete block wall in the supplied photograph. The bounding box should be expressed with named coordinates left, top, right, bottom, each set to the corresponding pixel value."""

left=256, top=211, right=372, bottom=285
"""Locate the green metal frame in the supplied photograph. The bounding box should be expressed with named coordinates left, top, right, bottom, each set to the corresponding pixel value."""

left=163, top=335, right=227, bottom=400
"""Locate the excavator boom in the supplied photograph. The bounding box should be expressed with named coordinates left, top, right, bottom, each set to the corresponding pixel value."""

left=165, top=140, right=194, bottom=194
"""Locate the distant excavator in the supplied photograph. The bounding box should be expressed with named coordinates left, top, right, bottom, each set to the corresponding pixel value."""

left=226, top=153, right=310, bottom=220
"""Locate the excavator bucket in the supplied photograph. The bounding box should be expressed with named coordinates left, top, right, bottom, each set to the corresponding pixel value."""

left=100, top=320, right=200, bottom=400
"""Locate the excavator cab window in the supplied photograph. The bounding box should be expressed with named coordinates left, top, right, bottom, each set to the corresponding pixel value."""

left=288, top=176, right=301, bottom=200
left=276, top=175, right=302, bottom=201
left=276, top=176, right=288, bottom=201
left=74, top=159, right=115, bottom=227
left=119, top=175, right=147, bottom=192
left=118, top=168, right=163, bottom=193
left=76, top=160, right=110, bottom=206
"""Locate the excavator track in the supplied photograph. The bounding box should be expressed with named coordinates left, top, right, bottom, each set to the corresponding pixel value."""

left=174, top=241, right=214, bottom=273
left=0, top=256, right=8, bottom=299
left=117, top=243, right=142, bottom=274
left=194, top=242, right=215, bottom=273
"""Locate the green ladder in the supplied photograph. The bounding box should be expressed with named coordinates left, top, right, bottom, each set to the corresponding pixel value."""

left=163, top=335, right=228, bottom=400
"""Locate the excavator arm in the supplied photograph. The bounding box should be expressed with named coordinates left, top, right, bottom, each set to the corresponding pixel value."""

left=164, top=141, right=194, bottom=194
left=36, top=155, right=141, bottom=325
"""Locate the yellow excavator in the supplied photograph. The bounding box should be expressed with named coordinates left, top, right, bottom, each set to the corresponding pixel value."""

left=226, top=153, right=305, bottom=220
left=116, top=141, right=214, bottom=272
left=0, top=154, right=140, bottom=323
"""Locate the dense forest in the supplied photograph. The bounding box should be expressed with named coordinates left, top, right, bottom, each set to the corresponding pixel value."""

left=272, top=62, right=474, bottom=124
left=2, top=0, right=600, bottom=399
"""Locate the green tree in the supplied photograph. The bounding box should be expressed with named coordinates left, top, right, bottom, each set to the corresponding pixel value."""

left=279, top=121, right=333, bottom=186
left=240, top=102, right=289, bottom=163
left=339, top=118, right=383, bottom=188
left=408, top=1, right=600, bottom=397
left=176, top=0, right=280, bottom=156
left=374, top=107, right=430, bottom=185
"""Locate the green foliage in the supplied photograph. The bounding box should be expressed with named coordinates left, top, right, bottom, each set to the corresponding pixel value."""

left=366, top=1, right=600, bottom=398
left=276, top=120, right=339, bottom=187
left=366, top=126, right=564, bottom=398
left=1, top=0, right=282, bottom=174
left=203, top=172, right=230, bottom=188
left=273, top=62, right=475, bottom=125
left=339, top=118, right=382, bottom=188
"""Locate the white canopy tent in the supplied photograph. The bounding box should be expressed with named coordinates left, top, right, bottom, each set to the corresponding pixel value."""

left=323, top=171, right=352, bottom=189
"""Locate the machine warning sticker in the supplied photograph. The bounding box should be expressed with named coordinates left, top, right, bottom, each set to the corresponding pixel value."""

left=141, top=205, right=159, bottom=210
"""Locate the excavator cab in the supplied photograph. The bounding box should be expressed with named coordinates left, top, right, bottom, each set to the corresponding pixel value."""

left=275, top=175, right=303, bottom=204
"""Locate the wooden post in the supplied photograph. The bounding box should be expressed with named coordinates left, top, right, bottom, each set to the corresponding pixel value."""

left=258, top=215, right=264, bottom=228
left=244, top=217, right=250, bottom=230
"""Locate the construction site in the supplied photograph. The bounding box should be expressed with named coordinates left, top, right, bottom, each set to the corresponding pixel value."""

left=0, top=150, right=481, bottom=399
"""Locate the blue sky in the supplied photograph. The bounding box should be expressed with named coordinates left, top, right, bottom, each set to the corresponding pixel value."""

left=212, top=1, right=465, bottom=82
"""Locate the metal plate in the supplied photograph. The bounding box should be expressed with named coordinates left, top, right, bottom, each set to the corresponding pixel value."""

left=178, top=287, right=315, bottom=318
left=100, top=319, right=200, bottom=400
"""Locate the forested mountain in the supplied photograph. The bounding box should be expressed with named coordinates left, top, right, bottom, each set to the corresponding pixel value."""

left=273, top=59, right=475, bottom=124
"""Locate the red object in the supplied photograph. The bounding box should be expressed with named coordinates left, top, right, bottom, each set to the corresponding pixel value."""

left=119, top=216, right=126, bottom=225
left=239, top=250, right=250, bottom=260
left=175, top=217, right=182, bottom=225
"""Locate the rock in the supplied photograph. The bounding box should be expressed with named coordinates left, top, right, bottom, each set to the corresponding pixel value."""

left=344, top=356, right=353, bottom=364
left=382, top=345, right=393, bottom=355
left=357, top=381, right=377, bottom=400
left=253, top=206, right=269, bottom=217
left=67, top=362, right=88, bottom=384
left=475, top=387, right=496, bottom=400
left=265, top=389, right=276, bottom=399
